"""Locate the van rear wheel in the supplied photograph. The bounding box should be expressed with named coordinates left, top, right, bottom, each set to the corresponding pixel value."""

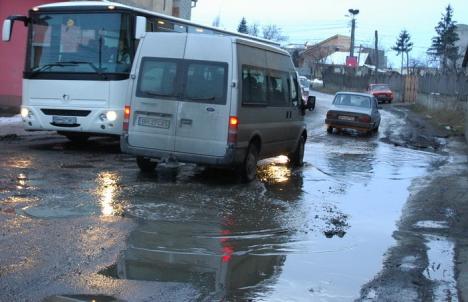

left=240, top=144, right=259, bottom=182
left=289, top=136, right=305, bottom=167
left=136, top=156, right=157, bottom=172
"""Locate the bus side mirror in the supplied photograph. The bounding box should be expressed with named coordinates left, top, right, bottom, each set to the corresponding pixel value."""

left=135, top=16, right=147, bottom=39
left=2, top=19, right=12, bottom=42
left=3, top=16, right=29, bottom=42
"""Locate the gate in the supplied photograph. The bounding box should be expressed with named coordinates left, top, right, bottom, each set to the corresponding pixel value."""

left=403, top=75, right=418, bottom=103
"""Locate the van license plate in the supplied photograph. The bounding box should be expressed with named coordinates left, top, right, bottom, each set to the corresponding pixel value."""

left=53, top=116, right=77, bottom=125
left=338, top=115, right=354, bottom=121
left=138, top=117, right=170, bottom=129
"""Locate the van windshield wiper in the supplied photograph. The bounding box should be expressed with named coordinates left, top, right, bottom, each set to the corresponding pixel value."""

left=145, top=91, right=175, bottom=98
left=186, top=96, right=216, bottom=101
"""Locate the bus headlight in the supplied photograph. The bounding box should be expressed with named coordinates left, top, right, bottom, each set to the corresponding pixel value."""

left=106, top=111, right=118, bottom=122
left=21, top=107, right=30, bottom=118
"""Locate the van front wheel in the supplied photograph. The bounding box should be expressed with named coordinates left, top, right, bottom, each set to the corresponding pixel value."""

left=136, top=156, right=157, bottom=173
left=240, top=144, right=259, bottom=182
left=289, top=136, right=305, bottom=167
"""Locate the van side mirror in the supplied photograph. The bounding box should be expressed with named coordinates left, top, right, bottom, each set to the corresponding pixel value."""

left=2, top=19, right=12, bottom=42
left=135, top=16, right=147, bottom=39
left=307, top=96, right=316, bottom=109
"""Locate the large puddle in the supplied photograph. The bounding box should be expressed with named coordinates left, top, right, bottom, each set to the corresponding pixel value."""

left=0, top=109, right=445, bottom=301
left=98, top=134, right=442, bottom=301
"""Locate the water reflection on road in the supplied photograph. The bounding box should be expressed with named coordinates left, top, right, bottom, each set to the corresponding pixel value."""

left=0, top=100, right=446, bottom=301
left=101, top=121, right=441, bottom=301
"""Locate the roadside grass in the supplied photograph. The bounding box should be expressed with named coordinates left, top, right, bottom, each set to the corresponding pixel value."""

left=409, top=103, right=465, bottom=136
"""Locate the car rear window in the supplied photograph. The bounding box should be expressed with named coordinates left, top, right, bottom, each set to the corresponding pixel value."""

left=371, top=85, right=390, bottom=91
left=334, top=94, right=371, bottom=108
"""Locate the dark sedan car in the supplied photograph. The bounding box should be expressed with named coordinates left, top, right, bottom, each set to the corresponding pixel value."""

left=368, top=83, right=393, bottom=103
left=325, top=92, right=381, bottom=135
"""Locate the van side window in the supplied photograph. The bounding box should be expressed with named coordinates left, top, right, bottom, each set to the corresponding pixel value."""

left=136, top=58, right=178, bottom=99
left=267, top=71, right=289, bottom=107
left=184, top=62, right=227, bottom=105
left=242, top=65, right=267, bottom=105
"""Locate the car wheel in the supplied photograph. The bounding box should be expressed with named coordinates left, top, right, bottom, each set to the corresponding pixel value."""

left=240, top=143, right=259, bottom=183
left=136, top=156, right=157, bottom=173
left=327, top=126, right=333, bottom=134
left=63, top=132, right=90, bottom=143
left=289, top=136, right=305, bottom=167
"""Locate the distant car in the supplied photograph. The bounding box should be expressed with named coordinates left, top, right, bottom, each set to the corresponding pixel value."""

left=367, top=83, right=393, bottom=104
left=299, top=76, right=315, bottom=111
left=325, top=92, right=381, bottom=135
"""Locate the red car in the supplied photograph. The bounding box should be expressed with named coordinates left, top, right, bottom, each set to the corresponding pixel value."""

left=368, top=84, right=393, bottom=104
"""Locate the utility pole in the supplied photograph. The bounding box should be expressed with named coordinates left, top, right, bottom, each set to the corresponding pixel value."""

left=375, top=30, right=379, bottom=71
left=348, top=9, right=359, bottom=58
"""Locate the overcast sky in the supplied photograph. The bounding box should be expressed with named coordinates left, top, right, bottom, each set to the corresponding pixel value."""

left=191, top=0, right=468, bottom=68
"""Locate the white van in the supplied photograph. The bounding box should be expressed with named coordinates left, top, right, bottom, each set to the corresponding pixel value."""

left=121, top=33, right=307, bottom=181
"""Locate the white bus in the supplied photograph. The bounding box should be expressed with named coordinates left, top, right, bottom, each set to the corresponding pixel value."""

left=2, top=1, right=277, bottom=142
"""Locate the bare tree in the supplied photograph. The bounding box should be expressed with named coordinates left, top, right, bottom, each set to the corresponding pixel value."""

left=261, top=24, right=288, bottom=43
left=248, top=23, right=260, bottom=37
left=211, top=15, right=221, bottom=27
left=305, top=47, right=330, bottom=78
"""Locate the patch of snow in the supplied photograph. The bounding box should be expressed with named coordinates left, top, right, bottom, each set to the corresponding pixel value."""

left=413, top=220, right=448, bottom=229
left=0, top=115, right=22, bottom=125
left=423, top=234, right=458, bottom=301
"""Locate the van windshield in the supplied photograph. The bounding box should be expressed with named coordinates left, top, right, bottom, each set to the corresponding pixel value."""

left=137, top=57, right=228, bottom=105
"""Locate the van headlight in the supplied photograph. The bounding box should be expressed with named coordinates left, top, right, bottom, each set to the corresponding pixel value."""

left=106, top=111, right=117, bottom=122
left=21, top=107, right=30, bottom=118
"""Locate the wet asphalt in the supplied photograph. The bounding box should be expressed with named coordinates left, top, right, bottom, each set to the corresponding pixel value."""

left=0, top=92, right=457, bottom=301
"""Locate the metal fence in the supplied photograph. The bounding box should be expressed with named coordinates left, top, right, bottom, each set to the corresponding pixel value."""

left=322, top=69, right=468, bottom=99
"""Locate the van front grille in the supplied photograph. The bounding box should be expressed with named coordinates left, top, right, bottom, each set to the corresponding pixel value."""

left=41, top=109, right=91, bottom=117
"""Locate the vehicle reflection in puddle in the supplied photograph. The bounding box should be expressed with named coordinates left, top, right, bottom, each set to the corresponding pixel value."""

left=104, top=137, right=442, bottom=301
left=102, top=220, right=287, bottom=301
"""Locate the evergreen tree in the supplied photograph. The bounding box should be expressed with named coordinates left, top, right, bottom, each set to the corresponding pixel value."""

left=237, top=17, right=248, bottom=34
left=392, top=30, right=413, bottom=74
left=427, top=5, right=459, bottom=72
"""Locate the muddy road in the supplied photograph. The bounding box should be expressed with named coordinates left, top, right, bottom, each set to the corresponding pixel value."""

left=0, top=92, right=467, bottom=302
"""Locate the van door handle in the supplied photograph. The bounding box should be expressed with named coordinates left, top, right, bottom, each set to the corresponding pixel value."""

left=180, top=118, right=192, bottom=126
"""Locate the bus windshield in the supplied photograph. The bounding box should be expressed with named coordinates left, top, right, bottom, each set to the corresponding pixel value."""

left=28, top=13, right=132, bottom=75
